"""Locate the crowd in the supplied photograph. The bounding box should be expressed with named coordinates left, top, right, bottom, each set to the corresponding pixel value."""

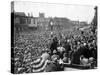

left=13, top=28, right=97, bottom=73
left=49, top=31, right=97, bottom=67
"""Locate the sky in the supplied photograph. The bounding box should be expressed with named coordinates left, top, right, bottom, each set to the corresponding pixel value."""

left=13, top=1, right=95, bottom=24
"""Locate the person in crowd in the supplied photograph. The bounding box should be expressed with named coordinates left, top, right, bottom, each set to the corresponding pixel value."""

left=57, top=46, right=65, bottom=59
left=71, top=46, right=81, bottom=65
left=62, top=53, right=68, bottom=63
left=45, top=49, right=63, bottom=72
left=63, top=39, right=71, bottom=58
left=50, top=37, right=58, bottom=55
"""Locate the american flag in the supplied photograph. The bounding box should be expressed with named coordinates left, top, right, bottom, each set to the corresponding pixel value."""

left=31, top=57, right=48, bottom=73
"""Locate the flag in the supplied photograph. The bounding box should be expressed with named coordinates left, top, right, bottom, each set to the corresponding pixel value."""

left=31, top=57, right=48, bottom=73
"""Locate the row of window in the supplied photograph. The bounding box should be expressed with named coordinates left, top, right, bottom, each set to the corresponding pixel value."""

left=15, top=17, right=36, bottom=25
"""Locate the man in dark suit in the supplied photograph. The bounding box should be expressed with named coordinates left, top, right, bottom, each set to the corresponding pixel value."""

left=63, top=39, right=71, bottom=58
left=50, top=37, right=58, bottom=55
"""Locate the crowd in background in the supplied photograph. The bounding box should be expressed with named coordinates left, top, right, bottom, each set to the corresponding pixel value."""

left=13, top=28, right=97, bottom=73
left=49, top=30, right=97, bottom=66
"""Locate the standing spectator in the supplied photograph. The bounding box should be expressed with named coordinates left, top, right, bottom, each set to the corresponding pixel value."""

left=63, top=39, right=71, bottom=58
left=50, top=37, right=58, bottom=55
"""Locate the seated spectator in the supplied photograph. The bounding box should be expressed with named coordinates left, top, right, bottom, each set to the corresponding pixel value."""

left=62, top=53, right=68, bottom=63
left=80, top=55, right=89, bottom=66
left=45, top=50, right=63, bottom=72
